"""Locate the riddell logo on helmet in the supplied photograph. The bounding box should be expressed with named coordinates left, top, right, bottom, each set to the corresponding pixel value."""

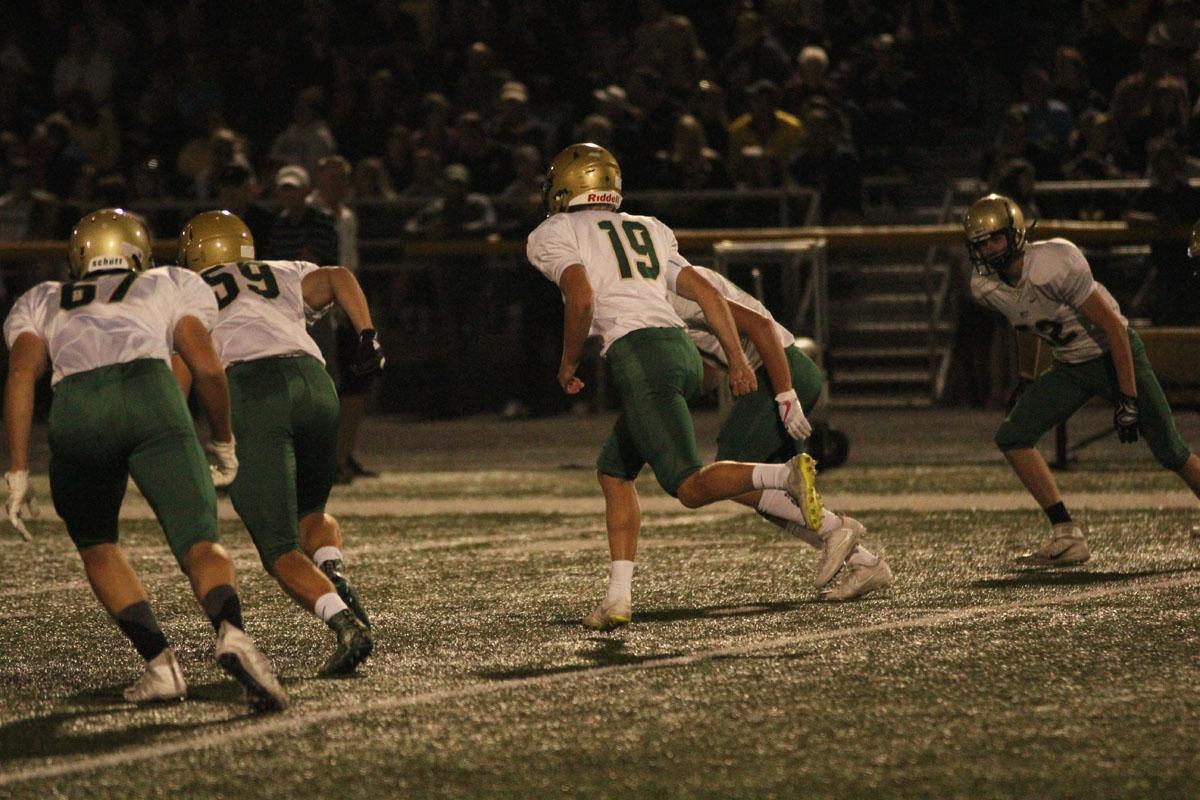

left=586, top=192, right=619, bottom=204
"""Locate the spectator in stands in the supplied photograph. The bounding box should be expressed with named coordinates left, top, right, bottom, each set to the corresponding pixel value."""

left=1147, top=0, right=1200, bottom=76
left=1125, top=77, right=1191, bottom=174
left=488, top=81, right=549, bottom=155
left=1018, top=67, right=1074, bottom=179
left=455, top=42, right=512, bottom=115
left=1125, top=138, right=1200, bottom=324
left=981, top=105, right=1038, bottom=188
left=574, top=114, right=616, bottom=153
left=404, top=163, right=496, bottom=237
left=352, top=156, right=404, bottom=242
left=990, top=158, right=1040, bottom=220
left=854, top=33, right=917, bottom=167
left=653, top=113, right=731, bottom=192
left=448, top=111, right=512, bottom=194
left=260, top=164, right=339, bottom=265
left=309, top=154, right=377, bottom=484
left=791, top=103, right=864, bottom=223
left=719, top=8, right=792, bottom=109
left=1051, top=46, right=1105, bottom=117
left=0, top=157, right=58, bottom=244
left=60, top=89, right=120, bottom=175
left=496, top=144, right=545, bottom=233
left=401, top=147, right=444, bottom=198
left=383, top=123, right=413, bottom=191
left=1110, top=42, right=1185, bottom=139
left=26, top=113, right=83, bottom=200
left=630, top=0, right=705, bottom=94
left=897, top=0, right=967, bottom=123
left=1063, top=111, right=1132, bottom=181
left=783, top=45, right=841, bottom=118
left=591, top=86, right=645, bottom=168
left=687, top=79, right=731, bottom=157
left=213, top=163, right=275, bottom=246
left=268, top=86, right=338, bottom=178
left=180, top=126, right=250, bottom=202
left=53, top=23, right=113, bottom=104
left=727, top=79, right=805, bottom=181
left=411, top=92, right=456, bottom=158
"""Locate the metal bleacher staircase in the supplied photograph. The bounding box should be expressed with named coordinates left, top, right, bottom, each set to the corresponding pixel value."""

left=824, top=128, right=981, bottom=407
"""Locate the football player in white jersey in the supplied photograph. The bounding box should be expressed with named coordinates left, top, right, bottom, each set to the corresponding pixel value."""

left=3, top=208, right=287, bottom=711
left=668, top=266, right=893, bottom=600
left=965, top=194, right=1200, bottom=565
left=175, top=210, right=381, bottom=675
left=528, top=143, right=857, bottom=630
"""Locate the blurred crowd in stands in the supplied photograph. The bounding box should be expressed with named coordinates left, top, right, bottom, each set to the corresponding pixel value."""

left=2, top=1, right=1197, bottom=242
left=2, top=0, right=1200, bottom=413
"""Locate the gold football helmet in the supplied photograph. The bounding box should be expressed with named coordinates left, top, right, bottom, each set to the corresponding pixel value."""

left=178, top=210, right=255, bottom=271
left=542, top=142, right=622, bottom=215
left=963, top=193, right=1029, bottom=274
left=68, top=208, right=153, bottom=278
left=1188, top=219, right=1200, bottom=259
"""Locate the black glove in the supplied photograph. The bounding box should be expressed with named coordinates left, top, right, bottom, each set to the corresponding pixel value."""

left=347, top=329, right=385, bottom=379
left=1114, top=393, right=1139, bottom=443
left=1005, top=377, right=1031, bottom=415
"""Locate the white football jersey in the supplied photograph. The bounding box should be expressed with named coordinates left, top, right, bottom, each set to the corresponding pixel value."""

left=970, top=238, right=1125, bottom=364
left=668, top=264, right=795, bottom=371
left=4, top=266, right=217, bottom=385
left=526, top=209, right=687, bottom=354
left=197, top=259, right=325, bottom=367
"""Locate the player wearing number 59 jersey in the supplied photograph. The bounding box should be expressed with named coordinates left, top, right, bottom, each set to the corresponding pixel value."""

left=3, top=208, right=287, bottom=711
left=965, top=194, right=1200, bottom=566
left=176, top=210, right=382, bottom=676
left=528, top=144, right=850, bottom=632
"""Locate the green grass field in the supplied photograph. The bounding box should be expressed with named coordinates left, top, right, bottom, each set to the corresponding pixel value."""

left=1, top=463, right=1198, bottom=799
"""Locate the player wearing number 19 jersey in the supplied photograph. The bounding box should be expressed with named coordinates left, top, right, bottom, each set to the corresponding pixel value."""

left=527, top=144, right=853, bottom=631
left=177, top=210, right=382, bottom=676
left=2, top=208, right=287, bottom=711
left=965, top=193, right=1200, bottom=566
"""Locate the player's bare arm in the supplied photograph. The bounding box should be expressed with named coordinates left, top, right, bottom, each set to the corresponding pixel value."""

left=557, top=263, right=593, bottom=394
left=1077, top=288, right=1136, bottom=397
left=3, top=332, right=49, bottom=473
left=675, top=266, right=757, bottom=396
left=174, top=316, right=234, bottom=444
left=727, top=300, right=792, bottom=397
left=301, top=266, right=374, bottom=334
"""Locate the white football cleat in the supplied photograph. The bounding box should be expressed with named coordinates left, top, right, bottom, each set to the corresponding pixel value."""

left=822, top=557, right=894, bottom=601
left=123, top=648, right=186, bottom=703
left=813, top=515, right=864, bottom=588
left=582, top=597, right=632, bottom=632
left=784, top=453, right=825, bottom=532
left=1015, top=522, right=1090, bottom=567
left=214, top=621, right=289, bottom=713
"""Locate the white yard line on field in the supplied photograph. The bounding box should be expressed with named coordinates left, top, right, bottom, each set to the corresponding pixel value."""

left=88, top=490, right=1194, bottom=519
left=2, top=573, right=1198, bottom=787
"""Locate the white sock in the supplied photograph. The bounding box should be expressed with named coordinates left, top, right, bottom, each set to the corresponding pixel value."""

left=312, top=546, right=343, bottom=568
left=847, top=546, right=880, bottom=567
left=751, top=463, right=790, bottom=490
left=314, top=591, right=349, bottom=623
left=607, top=560, right=634, bottom=603
left=756, top=489, right=823, bottom=547
left=817, top=509, right=841, bottom=536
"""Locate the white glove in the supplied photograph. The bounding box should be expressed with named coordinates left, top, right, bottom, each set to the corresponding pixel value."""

left=775, top=389, right=812, bottom=440
left=207, top=439, right=239, bottom=488
left=5, top=470, right=36, bottom=541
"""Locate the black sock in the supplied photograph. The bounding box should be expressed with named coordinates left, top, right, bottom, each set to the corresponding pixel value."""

left=1045, top=502, right=1072, bottom=525
left=201, top=584, right=244, bottom=633
left=115, top=601, right=169, bottom=661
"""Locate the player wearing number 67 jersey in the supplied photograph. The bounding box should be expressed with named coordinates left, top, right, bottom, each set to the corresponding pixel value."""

left=966, top=193, right=1200, bottom=567
left=528, top=143, right=851, bottom=632
left=175, top=210, right=382, bottom=676
left=2, top=208, right=287, bottom=711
